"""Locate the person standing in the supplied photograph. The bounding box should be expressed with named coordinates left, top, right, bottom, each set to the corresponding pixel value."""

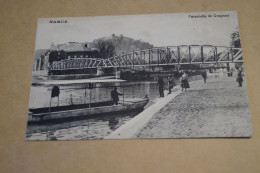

left=236, top=68, right=243, bottom=87
left=180, top=71, right=190, bottom=91
left=168, top=76, right=174, bottom=94
left=111, top=87, right=123, bottom=105
left=201, top=69, right=207, bottom=83
left=156, top=77, right=165, bottom=97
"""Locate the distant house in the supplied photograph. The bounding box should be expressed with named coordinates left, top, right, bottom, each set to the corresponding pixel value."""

left=49, top=42, right=100, bottom=62
left=33, top=42, right=100, bottom=71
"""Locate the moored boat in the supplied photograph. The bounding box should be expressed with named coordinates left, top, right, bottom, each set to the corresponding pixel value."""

left=27, top=98, right=148, bottom=123
left=27, top=78, right=149, bottom=123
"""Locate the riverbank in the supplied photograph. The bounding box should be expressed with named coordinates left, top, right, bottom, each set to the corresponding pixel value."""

left=106, top=74, right=252, bottom=139
left=105, top=86, right=183, bottom=139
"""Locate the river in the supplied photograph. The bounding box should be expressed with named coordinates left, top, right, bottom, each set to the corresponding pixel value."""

left=25, top=75, right=205, bottom=140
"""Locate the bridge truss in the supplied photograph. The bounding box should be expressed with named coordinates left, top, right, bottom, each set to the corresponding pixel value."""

left=50, top=45, right=243, bottom=71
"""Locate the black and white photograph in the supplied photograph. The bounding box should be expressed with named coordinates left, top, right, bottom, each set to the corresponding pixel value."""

left=25, top=11, right=252, bottom=140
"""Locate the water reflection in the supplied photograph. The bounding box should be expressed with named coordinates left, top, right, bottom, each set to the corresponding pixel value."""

left=26, top=108, right=144, bottom=140
left=108, top=117, right=119, bottom=131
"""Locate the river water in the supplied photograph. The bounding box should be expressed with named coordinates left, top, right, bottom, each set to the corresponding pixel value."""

left=26, top=75, right=204, bottom=140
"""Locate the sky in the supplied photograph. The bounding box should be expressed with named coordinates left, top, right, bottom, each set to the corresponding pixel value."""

left=35, top=11, right=239, bottom=50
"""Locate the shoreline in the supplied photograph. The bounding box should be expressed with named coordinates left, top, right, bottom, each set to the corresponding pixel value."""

left=105, top=86, right=183, bottom=139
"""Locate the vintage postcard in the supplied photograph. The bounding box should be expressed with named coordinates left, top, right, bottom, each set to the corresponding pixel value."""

left=25, top=11, right=252, bottom=140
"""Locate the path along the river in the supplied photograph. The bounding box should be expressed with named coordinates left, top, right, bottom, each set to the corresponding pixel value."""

left=106, top=73, right=252, bottom=139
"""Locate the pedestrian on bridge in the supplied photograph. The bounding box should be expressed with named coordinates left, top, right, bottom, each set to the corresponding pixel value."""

left=180, top=71, right=190, bottom=91
left=156, top=77, right=165, bottom=97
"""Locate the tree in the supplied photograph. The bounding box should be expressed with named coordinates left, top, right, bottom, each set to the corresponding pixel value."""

left=230, top=27, right=242, bottom=69
left=230, top=27, right=241, bottom=48
left=93, top=39, right=116, bottom=59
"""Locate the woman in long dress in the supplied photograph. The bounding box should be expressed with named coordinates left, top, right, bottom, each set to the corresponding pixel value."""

left=180, top=71, right=190, bottom=91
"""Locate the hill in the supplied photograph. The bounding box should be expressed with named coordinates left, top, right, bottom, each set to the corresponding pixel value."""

left=93, top=34, right=153, bottom=55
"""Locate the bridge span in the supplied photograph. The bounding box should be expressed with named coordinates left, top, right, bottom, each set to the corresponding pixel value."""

left=49, top=45, right=243, bottom=71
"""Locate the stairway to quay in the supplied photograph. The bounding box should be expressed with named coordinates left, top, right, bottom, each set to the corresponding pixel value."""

left=106, top=73, right=252, bottom=139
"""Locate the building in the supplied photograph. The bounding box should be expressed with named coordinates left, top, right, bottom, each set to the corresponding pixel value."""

left=33, top=42, right=100, bottom=71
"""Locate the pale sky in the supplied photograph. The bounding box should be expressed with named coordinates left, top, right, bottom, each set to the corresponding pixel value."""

left=35, top=11, right=239, bottom=50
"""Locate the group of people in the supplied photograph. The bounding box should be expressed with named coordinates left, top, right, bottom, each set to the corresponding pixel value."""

left=200, top=68, right=244, bottom=87
left=156, top=71, right=191, bottom=97
left=110, top=68, right=244, bottom=104
left=201, top=67, right=244, bottom=87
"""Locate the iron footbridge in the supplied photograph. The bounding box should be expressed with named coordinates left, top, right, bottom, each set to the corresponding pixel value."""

left=49, top=45, right=243, bottom=71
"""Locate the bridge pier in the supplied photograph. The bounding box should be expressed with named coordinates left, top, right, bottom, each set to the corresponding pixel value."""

left=96, top=67, right=104, bottom=76
left=115, top=70, right=121, bottom=79
left=96, top=67, right=118, bottom=77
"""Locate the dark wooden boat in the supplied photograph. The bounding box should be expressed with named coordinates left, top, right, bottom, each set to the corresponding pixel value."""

left=28, top=98, right=148, bottom=123
left=27, top=78, right=149, bottom=123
